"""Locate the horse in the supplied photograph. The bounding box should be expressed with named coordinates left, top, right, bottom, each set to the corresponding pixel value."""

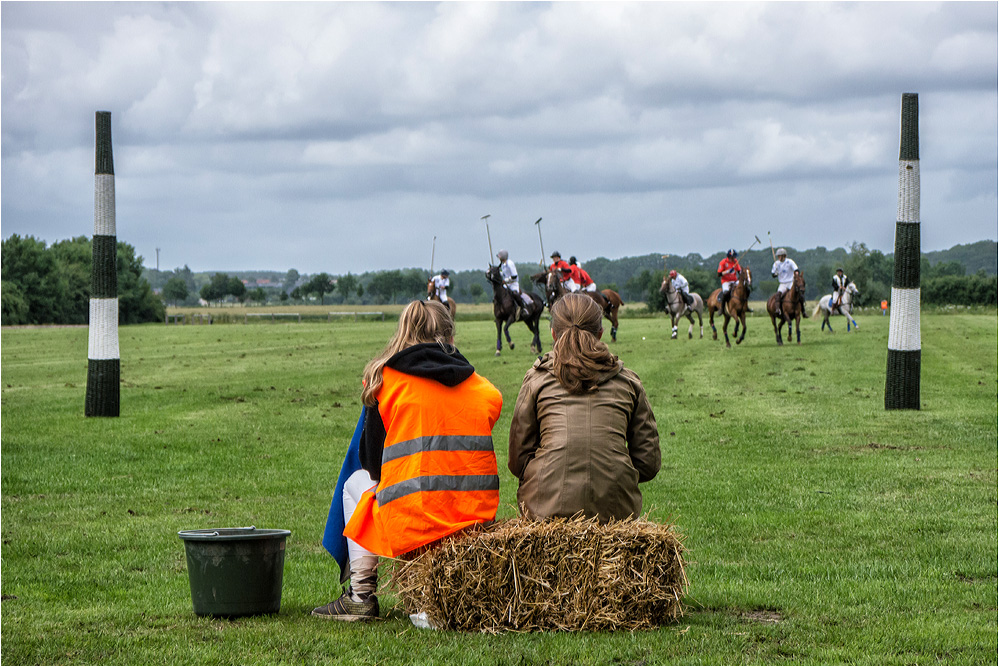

left=706, top=268, right=753, bottom=348
left=426, top=278, right=456, bottom=319
left=765, top=270, right=807, bottom=346
left=484, top=264, right=544, bottom=356
left=545, top=270, right=624, bottom=342
left=659, top=276, right=704, bottom=339
left=812, top=281, right=860, bottom=332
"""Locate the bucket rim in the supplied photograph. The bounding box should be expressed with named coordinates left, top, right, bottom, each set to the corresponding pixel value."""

left=178, top=527, right=291, bottom=541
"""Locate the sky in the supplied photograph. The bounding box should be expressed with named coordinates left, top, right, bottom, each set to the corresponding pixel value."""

left=2, top=2, right=996, bottom=275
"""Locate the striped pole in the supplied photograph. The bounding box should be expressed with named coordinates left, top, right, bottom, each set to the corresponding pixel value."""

left=885, top=93, right=920, bottom=410
left=85, top=111, right=120, bottom=417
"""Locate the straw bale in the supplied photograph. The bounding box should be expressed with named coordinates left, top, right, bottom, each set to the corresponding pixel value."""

left=390, top=515, right=688, bottom=632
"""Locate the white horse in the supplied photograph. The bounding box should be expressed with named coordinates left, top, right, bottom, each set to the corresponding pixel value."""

left=813, top=281, right=860, bottom=332
left=659, top=277, right=704, bottom=339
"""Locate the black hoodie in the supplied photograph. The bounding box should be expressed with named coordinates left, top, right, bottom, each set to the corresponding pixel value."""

left=359, top=343, right=476, bottom=480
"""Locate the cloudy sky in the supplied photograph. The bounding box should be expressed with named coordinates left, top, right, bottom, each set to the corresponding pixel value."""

left=2, top=2, right=996, bottom=275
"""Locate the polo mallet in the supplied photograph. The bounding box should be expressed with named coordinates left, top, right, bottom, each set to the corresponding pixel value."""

left=482, top=215, right=493, bottom=265
left=767, top=231, right=776, bottom=262
left=534, top=217, right=545, bottom=267
left=742, top=235, right=762, bottom=257
left=430, top=235, right=437, bottom=275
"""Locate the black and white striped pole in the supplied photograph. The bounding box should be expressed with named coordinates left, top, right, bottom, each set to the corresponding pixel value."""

left=885, top=93, right=920, bottom=410
left=85, top=111, right=120, bottom=417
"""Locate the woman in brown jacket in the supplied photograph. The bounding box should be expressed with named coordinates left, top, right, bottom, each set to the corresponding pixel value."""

left=508, top=293, right=661, bottom=522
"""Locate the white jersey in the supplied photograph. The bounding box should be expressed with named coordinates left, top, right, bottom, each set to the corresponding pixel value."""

left=671, top=274, right=690, bottom=293
left=771, top=258, right=798, bottom=284
left=432, top=274, right=449, bottom=301
left=499, top=259, right=520, bottom=293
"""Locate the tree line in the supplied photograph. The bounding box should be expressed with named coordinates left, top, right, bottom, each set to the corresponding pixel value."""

left=2, top=235, right=163, bottom=326
left=4, top=235, right=994, bottom=325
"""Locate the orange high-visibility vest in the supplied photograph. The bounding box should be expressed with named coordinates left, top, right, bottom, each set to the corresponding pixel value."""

left=343, top=366, right=502, bottom=557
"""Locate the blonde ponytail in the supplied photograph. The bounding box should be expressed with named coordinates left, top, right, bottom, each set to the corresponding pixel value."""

left=361, top=300, right=455, bottom=406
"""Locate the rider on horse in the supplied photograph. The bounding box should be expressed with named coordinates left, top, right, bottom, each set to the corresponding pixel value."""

left=770, top=248, right=802, bottom=317
left=717, top=249, right=742, bottom=311
left=571, top=256, right=610, bottom=309
left=669, top=270, right=694, bottom=308
left=430, top=269, right=450, bottom=303
left=497, top=250, right=532, bottom=318
left=831, top=268, right=849, bottom=313
left=549, top=251, right=575, bottom=291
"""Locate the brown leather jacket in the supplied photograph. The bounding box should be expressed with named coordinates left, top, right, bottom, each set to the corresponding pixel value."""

left=507, top=353, right=661, bottom=522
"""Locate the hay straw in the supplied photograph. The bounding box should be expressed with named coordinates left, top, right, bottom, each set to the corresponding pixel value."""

left=389, top=515, right=688, bottom=632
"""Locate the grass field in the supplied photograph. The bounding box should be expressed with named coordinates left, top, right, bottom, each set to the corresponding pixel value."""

left=2, top=308, right=996, bottom=664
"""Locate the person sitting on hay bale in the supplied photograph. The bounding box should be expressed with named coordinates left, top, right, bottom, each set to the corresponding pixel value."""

left=508, top=292, right=661, bottom=522
left=314, top=299, right=503, bottom=621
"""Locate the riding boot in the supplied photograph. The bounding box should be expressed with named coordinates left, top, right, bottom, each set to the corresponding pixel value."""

left=773, top=292, right=782, bottom=317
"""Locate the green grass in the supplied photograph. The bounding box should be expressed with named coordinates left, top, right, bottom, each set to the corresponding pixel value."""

left=2, top=310, right=996, bottom=664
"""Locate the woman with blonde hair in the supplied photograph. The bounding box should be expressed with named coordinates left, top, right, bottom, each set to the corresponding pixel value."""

left=508, top=293, right=660, bottom=522
left=315, top=299, right=503, bottom=621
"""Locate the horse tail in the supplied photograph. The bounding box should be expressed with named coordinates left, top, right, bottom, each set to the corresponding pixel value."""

left=811, top=302, right=822, bottom=319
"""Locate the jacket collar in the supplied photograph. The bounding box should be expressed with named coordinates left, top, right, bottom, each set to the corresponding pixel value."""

left=387, top=342, right=475, bottom=387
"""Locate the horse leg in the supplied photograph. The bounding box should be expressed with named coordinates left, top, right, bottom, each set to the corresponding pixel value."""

left=796, top=315, right=801, bottom=344
left=686, top=313, right=694, bottom=339
left=495, top=319, right=503, bottom=356
left=736, top=313, right=747, bottom=344
left=710, top=308, right=718, bottom=340
left=609, top=310, right=618, bottom=342
left=697, top=311, right=703, bottom=339
left=670, top=314, right=678, bottom=340
left=505, top=318, right=516, bottom=349
left=723, top=314, right=732, bottom=348
left=771, top=315, right=782, bottom=346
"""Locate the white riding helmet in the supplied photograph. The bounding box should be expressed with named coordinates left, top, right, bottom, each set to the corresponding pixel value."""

left=776, top=248, right=787, bottom=257
left=497, top=249, right=509, bottom=262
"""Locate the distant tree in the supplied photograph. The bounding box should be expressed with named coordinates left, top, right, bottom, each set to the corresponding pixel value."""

left=468, top=283, right=485, bottom=303
left=290, top=286, right=303, bottom=302
left=117, top=243, right=165, bottom=324
left=1, top=281, right=29, bottom=325
left=304, top=273, right=334, bottom=305
left=49, top=236, right=92, bottom=324
left=201, top=273, right=231, bottom=304
left=228, top=276, right=247, bottom=303
left=368, top=270, right=402, bottom=304
left=279, top=291, right=289, bottom=302
left=249, top=287, right=267, bottom=304
left=336, top=273, right=358, bottom=303
left=1, top=234, right=67, bottom=324
left=283, top=268, right=300, bottom=293
left=162, top=277, right=189, bottom=305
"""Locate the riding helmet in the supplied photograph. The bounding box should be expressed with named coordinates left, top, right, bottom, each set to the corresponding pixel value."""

left=776, top=248, right=787, bottom=257
left=726, top=249, right=737, bottom=258
left=669, top=270, right=677, bottom=279
left=497, top=249, right=509, bottom=261
left=550, top=251, right=561, bottom=259
left=441, top=269, right=449, bottom=277
left=569, top=256, right=577, bottom=265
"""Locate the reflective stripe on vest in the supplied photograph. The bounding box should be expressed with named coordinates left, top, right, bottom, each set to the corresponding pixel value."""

left=343, top=365, right=502, bottom=557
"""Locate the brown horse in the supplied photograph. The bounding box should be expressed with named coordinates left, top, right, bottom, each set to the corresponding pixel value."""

left=426, top=278, right=456, bottom=319
left=706, top=268, right=753, bottom=348
left=766, top=270, right=807, bottom=346
left=544, top=270, right=624, bottom=341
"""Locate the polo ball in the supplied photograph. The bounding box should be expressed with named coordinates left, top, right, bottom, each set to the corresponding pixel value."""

left=642, top=337, right=646, bottom=340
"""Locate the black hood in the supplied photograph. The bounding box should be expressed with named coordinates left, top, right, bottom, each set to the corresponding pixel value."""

left=386, top=342, right=475, bottom=387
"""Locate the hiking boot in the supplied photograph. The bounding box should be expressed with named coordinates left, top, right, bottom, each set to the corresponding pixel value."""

left=311, top=592, right=379, bottom=621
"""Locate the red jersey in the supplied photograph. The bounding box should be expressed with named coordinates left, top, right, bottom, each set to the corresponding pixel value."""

left=550, top=259, right=571, bottom=281
left=717, top=257, right=741, bottom=284
left=576, top=266, right=594, bottom=287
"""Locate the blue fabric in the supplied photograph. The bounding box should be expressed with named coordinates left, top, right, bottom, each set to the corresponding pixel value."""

left=322, top=406, right=366, bottom=583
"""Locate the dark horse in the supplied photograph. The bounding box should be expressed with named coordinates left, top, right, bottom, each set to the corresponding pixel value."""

left=706, top=268, right=753, bottom=348
left=544, top=270, right=624, bottom=341
left=426, top=278, right=456, bottom=319
left=485, top=265, right=544, bottom=356
left=766, top=270, right=807, bottom=346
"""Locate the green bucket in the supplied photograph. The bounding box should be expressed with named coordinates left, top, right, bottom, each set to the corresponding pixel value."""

left=178, top=527, right=291, bottom=617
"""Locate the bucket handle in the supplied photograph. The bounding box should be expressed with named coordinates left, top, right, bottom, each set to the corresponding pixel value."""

left=207, top=525, right=256, bottom=537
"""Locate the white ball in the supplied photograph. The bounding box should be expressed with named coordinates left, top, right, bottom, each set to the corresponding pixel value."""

left=642, top=337, right=646, bottom=340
